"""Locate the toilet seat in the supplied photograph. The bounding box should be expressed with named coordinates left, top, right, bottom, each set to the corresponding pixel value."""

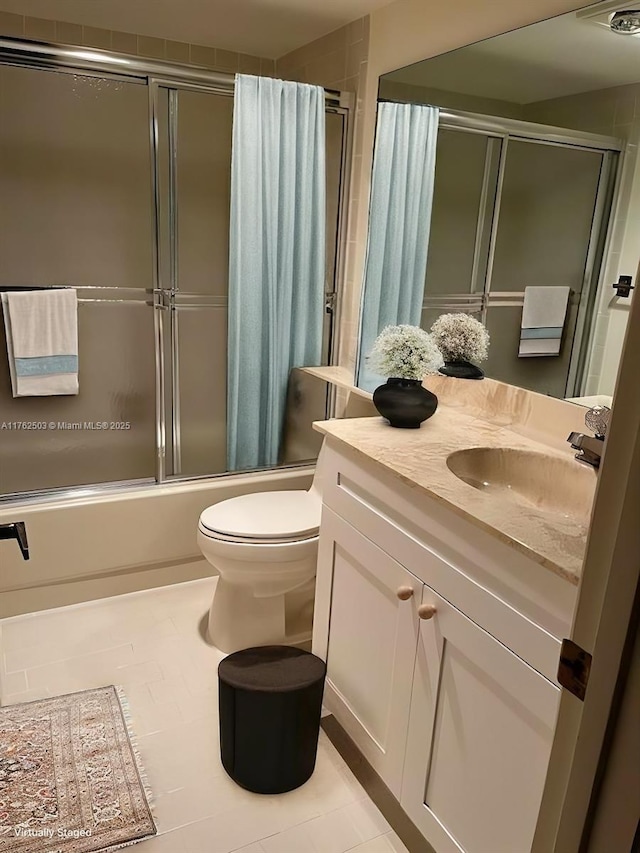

left=198, top=525, right=318, bottom=546
left=199, top=490, right=321, bottom=545
left=198, top=451, right=326, bottom=652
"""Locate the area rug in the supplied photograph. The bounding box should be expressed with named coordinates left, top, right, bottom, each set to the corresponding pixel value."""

left=0, top=686, right=156, bottom=853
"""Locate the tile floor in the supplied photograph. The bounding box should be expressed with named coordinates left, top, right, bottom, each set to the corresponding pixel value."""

left=0, top=578, right=409, bottom=853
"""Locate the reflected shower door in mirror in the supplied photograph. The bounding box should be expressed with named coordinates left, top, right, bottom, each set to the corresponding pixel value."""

left=423, top=123, right=614, bottom=398
left=368, top=3, right=640, bottom=402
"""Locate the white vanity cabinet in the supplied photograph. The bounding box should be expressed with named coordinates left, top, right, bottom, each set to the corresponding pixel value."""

left=313, top=507, right=421, bottom=797
left=313, top=441, right=572, bottom=853
left=402, top=584, right=560, bottom=853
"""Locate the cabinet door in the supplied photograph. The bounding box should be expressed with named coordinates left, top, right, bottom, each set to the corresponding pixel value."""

left=313, top=508, right=421, bottom=797
left=401, top=585, right=561, bottom=853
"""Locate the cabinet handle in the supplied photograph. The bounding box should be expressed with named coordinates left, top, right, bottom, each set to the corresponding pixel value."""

left=396, top=586, right=414, bottom=601
left=418, top=604, right=437, bottom=620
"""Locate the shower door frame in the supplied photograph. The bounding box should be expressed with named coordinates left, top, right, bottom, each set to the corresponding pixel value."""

left=148, top=76, right=352, bottom=480
left=429, top=108, right=622, bottom=397
left=0, top=37, right=353, bottom=502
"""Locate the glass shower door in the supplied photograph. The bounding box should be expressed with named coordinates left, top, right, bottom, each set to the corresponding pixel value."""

left=0, top=65, right=156, bottom=495
left=155, top=83, right=348, bottom=479
left=0, top=51, right=349, bottom=499
left=156, top=86, right=235, bottom=479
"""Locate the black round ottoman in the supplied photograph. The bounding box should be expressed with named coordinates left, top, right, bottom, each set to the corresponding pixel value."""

left=218, top=645, right=326, bottom=794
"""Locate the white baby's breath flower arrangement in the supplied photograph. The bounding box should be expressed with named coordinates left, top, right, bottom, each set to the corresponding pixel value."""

left=430, top=313, right=490, bottom=363
left=368, top=324, right=444, bottom=380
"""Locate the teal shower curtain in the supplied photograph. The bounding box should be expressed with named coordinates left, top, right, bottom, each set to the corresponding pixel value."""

left=227, top=74, right=326, bottom=471
left=356, top=102, right=439, bottom=392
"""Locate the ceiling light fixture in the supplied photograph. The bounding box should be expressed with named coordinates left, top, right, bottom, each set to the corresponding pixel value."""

left=610, top=9, right=640, bottom=33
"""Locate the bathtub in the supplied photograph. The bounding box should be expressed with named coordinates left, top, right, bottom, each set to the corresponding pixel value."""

left=0, top=466, right=313, bottom=618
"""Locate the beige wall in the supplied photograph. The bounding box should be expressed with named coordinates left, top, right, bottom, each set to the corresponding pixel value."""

left=275, top=18, right=368, bottom=94
left=525, top=82, right=640, bottom=137
left=276, top=20, right=371, bottom=377
left=379, top=77, right=525, bottom=119
left=0, top=10, right=275, bottom=75
left=526, top=84, right=640, bottom=397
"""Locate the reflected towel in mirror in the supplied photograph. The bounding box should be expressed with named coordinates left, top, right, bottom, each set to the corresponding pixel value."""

left=518, top=286, right=570, bottom=357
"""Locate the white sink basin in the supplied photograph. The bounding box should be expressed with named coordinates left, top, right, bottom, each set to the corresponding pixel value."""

left=446, top=447, right=596, bottom=523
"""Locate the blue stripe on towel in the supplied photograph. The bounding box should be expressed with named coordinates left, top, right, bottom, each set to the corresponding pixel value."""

left=521, top=327, right=563, bottom=340
left=15, top=355, right=78, bottom=377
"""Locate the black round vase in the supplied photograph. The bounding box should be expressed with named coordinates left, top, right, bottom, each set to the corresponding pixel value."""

left=439, top=360, right=484, bottom=380
left=373, top=378, right=438, bottom=429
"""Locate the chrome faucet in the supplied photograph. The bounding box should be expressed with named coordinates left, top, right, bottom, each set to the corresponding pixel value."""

left=567, top=405, right=611, bottom=469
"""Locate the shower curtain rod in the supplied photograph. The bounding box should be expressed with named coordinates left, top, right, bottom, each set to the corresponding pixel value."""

left=0, top=37, right=348, bottom=108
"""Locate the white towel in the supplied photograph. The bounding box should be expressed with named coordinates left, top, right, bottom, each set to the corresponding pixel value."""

left=1, top=289, right=79, bottom=396
left=519, top=286, right=570, bottom=358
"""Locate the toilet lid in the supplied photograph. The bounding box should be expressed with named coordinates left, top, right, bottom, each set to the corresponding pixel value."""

left=199, top=491, right=321, bottom=541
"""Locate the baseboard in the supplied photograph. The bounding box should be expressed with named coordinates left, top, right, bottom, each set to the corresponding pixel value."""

left=321, top=714, right=436, bottom=853
left=0, top=558, right=213, bottom=618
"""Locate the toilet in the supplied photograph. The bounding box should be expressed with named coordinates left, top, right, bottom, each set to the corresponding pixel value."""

left=197, top=448, right=324, bottom=653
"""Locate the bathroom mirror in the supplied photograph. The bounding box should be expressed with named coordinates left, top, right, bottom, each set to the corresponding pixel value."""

left=359, top=3, right=639, bottom=404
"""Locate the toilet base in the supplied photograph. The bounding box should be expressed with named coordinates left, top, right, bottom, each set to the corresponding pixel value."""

left=207, top=577, right=314, bottom=654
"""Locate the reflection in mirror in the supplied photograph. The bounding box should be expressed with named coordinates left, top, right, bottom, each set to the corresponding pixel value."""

left=359, top=4, right=640, bottom=405
left=356, top=102, right=439, bottom=391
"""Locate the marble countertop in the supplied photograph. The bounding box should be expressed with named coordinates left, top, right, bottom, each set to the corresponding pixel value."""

left=314, top=406, right=596, bottom=585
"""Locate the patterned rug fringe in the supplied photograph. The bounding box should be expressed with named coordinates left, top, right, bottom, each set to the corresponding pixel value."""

left=100, top=837, right=160, bottom=853
left=0, top=685, right=156, bottom=853
left=115, top=686, right=156, bottom=817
